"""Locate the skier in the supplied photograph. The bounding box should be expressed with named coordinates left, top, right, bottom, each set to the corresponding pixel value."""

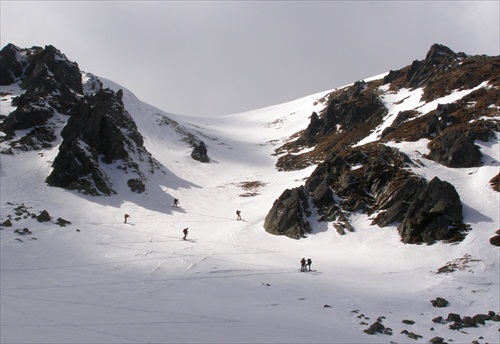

left=124, top=214, right=130, bottom=223
left=173, top=198, right=179, bottom=207
left=307, top=258, right=312, bottom=271
left=300, top=258, right=306, bottom=272
left=236, top=210, right=242, bottom=221
left=182, top=227, right=189, bottom=240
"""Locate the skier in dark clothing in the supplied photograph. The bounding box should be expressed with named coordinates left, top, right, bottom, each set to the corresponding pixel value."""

left=306, top=258, right=312, bottom=271
left=300, top=258, right=306, bottom=272
left=124, top=214, right=130, bottom=223
left=182, top=227, right=189, bottom=240
left=236, top=210, right=241, bottom=221
left=173, top=198, right=179, bottom=207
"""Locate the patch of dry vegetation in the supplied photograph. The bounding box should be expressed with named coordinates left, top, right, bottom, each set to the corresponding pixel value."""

left=236, top=180, right=266, bottom=197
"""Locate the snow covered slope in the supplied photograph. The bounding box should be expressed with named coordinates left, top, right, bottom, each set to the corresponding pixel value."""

left=1, top=73, right=499, bottom=344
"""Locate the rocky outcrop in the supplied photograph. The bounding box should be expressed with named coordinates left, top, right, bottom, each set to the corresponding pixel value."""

left=303, top=111, right=322, bottom=146
left=490, top=229, right=500, bottom=246
left=404, top=44, right=464, bottom=92
left=0, top=44, right=82, bottom=150
left=276, top=80, right=388, bottom=171
left=0, top=43, right=28, bottom=85
left=1, top=44, right=201, bottom=197
left=190, top=140, right=209, bottom=163
left=318, top=80, right=387, bottom=137
left=264, top=186, right=311, bottom=239
left=266, top=43, right=498, bottom=243
left=46, top=88, right=158, bottom=195
left=265, top=143, right=468, bottom=244
left=426, top=129, right=482, bottom=168
left=397, top=177, right=465, bottom=244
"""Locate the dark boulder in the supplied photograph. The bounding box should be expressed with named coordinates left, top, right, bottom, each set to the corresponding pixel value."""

left=363, top=321, right=385, bottom=335
left=431, top=297, right=449, bottom=308
left=446, top=313, right=462, bottom=323
left=36, top=210, right=51, bottom=222
left=55, top=218, right=72, bottom=227
left=190, top=140, right=209, bottom=163
left=472, top=313, right=491, bottom=325
left=14, top=228, right=32, bottom=235
left=3, top=104, right=54, bottom=133
left=490, top=229, right=500, bottom=246
left=429, top=336, right=446, bottom=344
left=427, top=130, right=482, bottom=168
left=398, top=177, right=465, bottom=244
left=264, top=186, right=311, bottom=239
left=1, top=219, right=13, bottom=227
left=432, top=316, right=444, bottom=324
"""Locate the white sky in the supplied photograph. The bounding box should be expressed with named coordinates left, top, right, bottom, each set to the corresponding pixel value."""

left=1, top=1, right=499, bottom=117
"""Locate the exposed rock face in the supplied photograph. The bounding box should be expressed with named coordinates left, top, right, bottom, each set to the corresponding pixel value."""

left=490, top=230, right=500, bottom=246
left=46, top=88, right=157, bottom=195
left=296, top=81, right=387, bottom=149
left=304, top=111, right=321, bottom=146
left=264, top=186, right=311, bottom=239
left=190, top=140, right=209, bottom=163
left=265, top=143, right=467, bottom=243
left=265, top=43, right=498, bottom=244
left=0, top=43, right=28, bottom=85
left=404, top=44, right=458, bottom=88
left=398, top=177, right=465, bottom=244
left=0, top=44, right=82, bottom=150
left=1, top=43, right=206, bottom=197
left=426, top=130, right=482, bottom=168
left=321, top=81, right=387, bottom=134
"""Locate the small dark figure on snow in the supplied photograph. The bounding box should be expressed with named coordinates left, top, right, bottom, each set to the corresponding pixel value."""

left=306, top=258, right=312, bottom=271
left=182, top=227, right=189, bottom=240
left=236, top=210, right=242, bottom=221
left=124, top=214, right=130, bottom=223
left=173, top=198, right=179, bottom=207
left=300, top=258, right=306, bottom=272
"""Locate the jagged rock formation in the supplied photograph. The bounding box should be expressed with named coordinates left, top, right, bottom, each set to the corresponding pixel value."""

left=264, top=186, right=311, bottom=239
left=190, top=140, right=210, bottom=163
left=0, top=43, right=209, bottom=196
left=0, top=44, right=83, bottom=151
left=426, top=129, right=482, bottom=168
left=46, top=87, right=159, bottom=195
left=265, top=44, right=499, bottom=244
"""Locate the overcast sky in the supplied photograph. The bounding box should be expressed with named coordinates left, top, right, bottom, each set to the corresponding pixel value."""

left=1, top=1, right=499, bottom=117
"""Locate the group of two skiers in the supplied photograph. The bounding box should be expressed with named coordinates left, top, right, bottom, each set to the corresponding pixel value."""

left=300, top=258, right=312, bottom=271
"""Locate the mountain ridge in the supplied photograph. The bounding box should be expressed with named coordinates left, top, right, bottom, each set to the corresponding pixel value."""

left=0, top=42, right=499, bottom=343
